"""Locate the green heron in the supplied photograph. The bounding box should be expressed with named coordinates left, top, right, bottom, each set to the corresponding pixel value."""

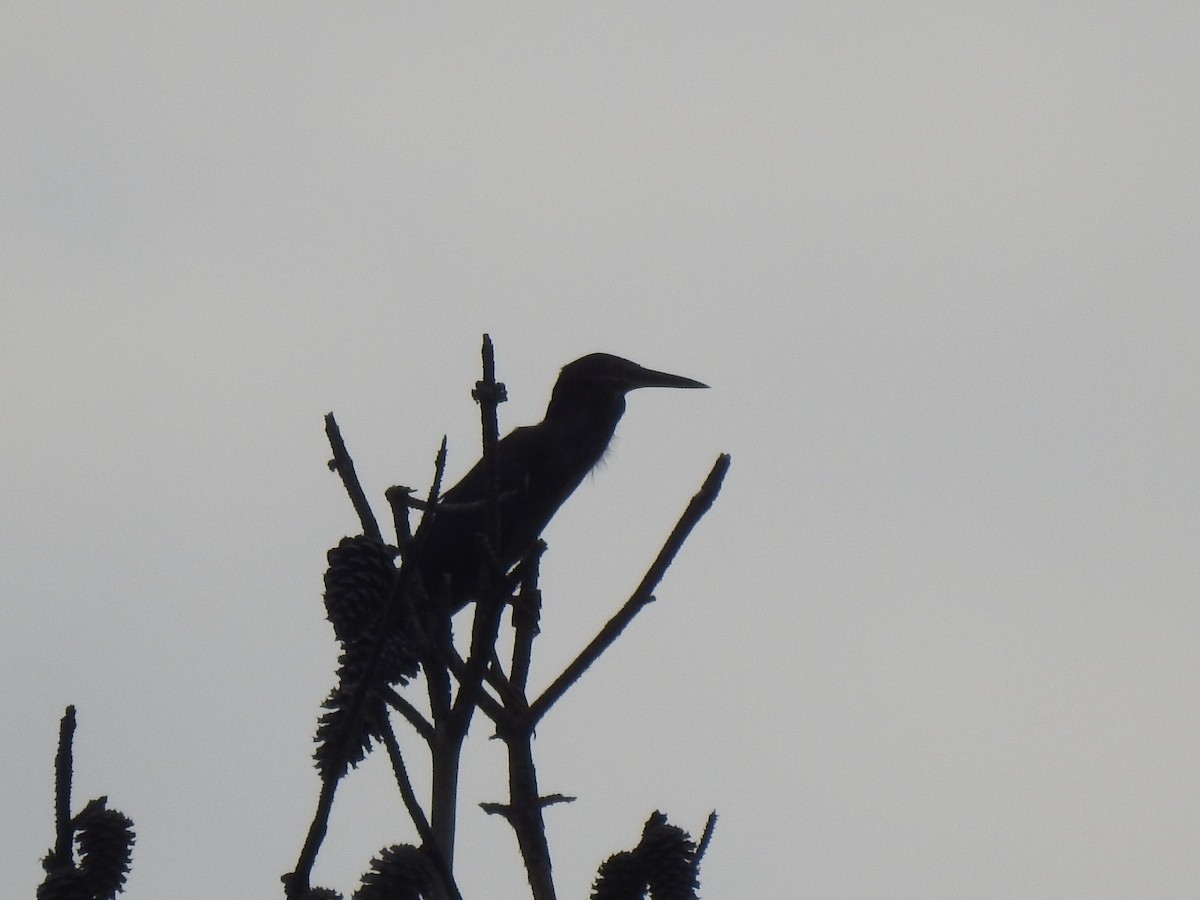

left=418, top=353, right=708, bottom=610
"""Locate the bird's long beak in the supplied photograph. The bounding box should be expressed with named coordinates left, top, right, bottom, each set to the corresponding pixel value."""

left=624, top=364, right=709, bottom=391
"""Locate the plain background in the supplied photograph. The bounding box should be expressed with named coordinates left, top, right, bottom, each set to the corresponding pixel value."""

left=3, top=4, right=1199, bottom=897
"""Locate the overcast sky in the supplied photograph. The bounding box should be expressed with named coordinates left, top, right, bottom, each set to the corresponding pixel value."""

left=4, top=3, right=1200, bottom=898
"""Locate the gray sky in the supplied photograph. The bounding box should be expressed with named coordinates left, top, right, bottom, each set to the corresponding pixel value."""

left=3, top=3, right=1199, bottom=898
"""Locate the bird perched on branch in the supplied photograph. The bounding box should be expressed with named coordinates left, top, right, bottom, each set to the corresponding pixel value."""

left=417, top=353, right=708, bottom=611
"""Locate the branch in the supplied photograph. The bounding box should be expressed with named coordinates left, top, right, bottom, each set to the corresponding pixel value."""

left=51, top=705, right=76, bottom=869
left=527, top=453, right=730, bottom=725
left=440, top=645, right=513, bottom=723
left=379, top=686, right=435, bottom=745
left=291, top=437, right=449, bottom=895
left=497, top=723, right=560, bottom=900
left=419, top=438, right=455, bottom=720
left=509, top=545, right=546, bottom=695
left=325, top=413, right=382, bottom=544
left=284, top=770, right=339, bottom=897
left=473, top=334, right=506, bottom=553
left=480, top=793, right=575, bottom=818
left=381, top=723, right=465, bottom=900
left=428, top=336, right=508, bottom=872
left=385, top=485, right=416, bottom=551
left=693, top=810, right=718, bottom=872
left=449, top=334, right=510, bottom=725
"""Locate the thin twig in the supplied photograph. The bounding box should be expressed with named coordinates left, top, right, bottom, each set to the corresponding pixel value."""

left=379, top=686, right=435, bottom=744
left=439, top=644, right=508, bottom=717
left=284, top=770, right=339, bottom=897
left=693, top=810, right=718, bottom=872
left=480, top=793, right=575, bottom=818
left=485, top=650, right=524, bottom=710
left=420, top=438, right=454, bottom=721
left=443, top=644, right=517, bottom=721
left=527, top=454, right=730, bottom=725
left=418, top=439, right=464, bottom=878
left=325, top=413, right=382, bottom=544
left=392, top=492, right=520, bottom=514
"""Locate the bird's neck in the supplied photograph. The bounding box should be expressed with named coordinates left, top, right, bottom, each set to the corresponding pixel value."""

left=542, top=389, right=627, bottom=467
left=545, top=385, right=625, bottom=425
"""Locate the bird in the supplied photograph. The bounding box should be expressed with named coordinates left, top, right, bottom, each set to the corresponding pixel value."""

left=415, top=353, right=708, bottom=611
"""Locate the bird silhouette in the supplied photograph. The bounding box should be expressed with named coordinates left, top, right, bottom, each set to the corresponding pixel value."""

left=416, top=353, right=707, bottom=611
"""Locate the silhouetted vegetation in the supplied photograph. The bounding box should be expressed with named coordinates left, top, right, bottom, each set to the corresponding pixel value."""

left=38, top=707, right=135, bottom=900
left=39, top=336, right=727, bottom=900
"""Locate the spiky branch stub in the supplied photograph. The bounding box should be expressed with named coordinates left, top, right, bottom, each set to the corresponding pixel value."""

left=39, top=706, right=136, bottom=900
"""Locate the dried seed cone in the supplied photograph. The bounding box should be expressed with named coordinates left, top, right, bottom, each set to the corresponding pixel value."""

left=354, top=845, right=436, bottom=900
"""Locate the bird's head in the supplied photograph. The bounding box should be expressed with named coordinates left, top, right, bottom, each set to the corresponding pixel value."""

left=547, top=353, right=708, bottom=417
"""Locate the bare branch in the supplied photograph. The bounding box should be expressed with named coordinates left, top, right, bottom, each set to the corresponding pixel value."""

left=450, top=334, right=511, bottom=725
left=693, top=810, right=719, bottom=872
left=284, top=768, right=339, bottom=897
left=385, top=485, right=416, bottom=551
left=380, top=723, right=465, bottom=900
left=480, top=794, right=575, bottom=819
left=50, top=705, right=76, bottom=870
left=438, top=645, right=509, bottom=723
left=324, top=413, right=382, bottom=544
left=499, top=724, right=559, bottom=900
left=429, top=335, right=508, bottom=871
left=528, top=453, right=730, bottom=725
left=509, top=545, right=546, bottom=695
left=296, top=436, right=451, bottom=894
left=379, top=686, right=434, bottom=745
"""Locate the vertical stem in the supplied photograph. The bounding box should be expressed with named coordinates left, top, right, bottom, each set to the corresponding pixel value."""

left=425, top=617, right=457, bottom=888
left=429, top=726, right=466, bottom=871
left=382, top=725, right=463, bottom=900
left=506, top=725, right=557, bottom=900
left=52, top=705, right=76, bottom=867
left=428, top=338, right=507, bottom=887
left=509, top=550, right=544, bottom=694
left=475, top=334, right=504, bottom=553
